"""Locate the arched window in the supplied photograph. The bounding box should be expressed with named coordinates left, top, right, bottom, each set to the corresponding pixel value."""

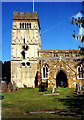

left=19, top=22, right=31, bottom=29
left=77, top=64, right=84, bottom=79
left=42, top=63, right=48, bottom=79
left=22, top=23, right=24, bottom=29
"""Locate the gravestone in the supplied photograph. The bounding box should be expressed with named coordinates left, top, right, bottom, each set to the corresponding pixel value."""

left=1, top=81, right=7, bottom=93
left=12, top=81, right=17, bottom=91
left=8, top=82, right=13, bottom=92
left=52, top=82, right=55, bottom=93
left=76, top=82, right=81, bottom=94
left=23, top=84, right=27, bottom=88
left=39, top=82, right=47, bottom=92
left=7, top=85, right=11, bottom=92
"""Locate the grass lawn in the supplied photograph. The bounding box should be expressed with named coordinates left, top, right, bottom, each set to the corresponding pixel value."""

left=1, top=88, right=84, bottom=120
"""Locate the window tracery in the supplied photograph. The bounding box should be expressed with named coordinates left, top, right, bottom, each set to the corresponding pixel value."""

left=42, top=63, right=48, bottom=79
left=77, top=64, right=84, bottom=79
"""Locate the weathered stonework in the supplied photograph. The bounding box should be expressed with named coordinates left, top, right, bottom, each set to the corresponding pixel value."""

left=11, top=11, right=41, bottom=88
left=11, top=11, right=84, bottom=88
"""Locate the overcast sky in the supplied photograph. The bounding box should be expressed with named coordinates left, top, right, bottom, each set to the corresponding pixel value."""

left=2, top=2, right=82, bottom=62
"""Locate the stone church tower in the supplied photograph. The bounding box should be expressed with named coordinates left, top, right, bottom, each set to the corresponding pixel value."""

left=11, top=11, right=84, bottom=88
left=11, top=11, right=41, bottom=88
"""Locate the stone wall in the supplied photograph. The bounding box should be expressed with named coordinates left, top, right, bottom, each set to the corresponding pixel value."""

left=11, top=11, right=41, bottom=88
left=38, top=50, right=84, bottom=88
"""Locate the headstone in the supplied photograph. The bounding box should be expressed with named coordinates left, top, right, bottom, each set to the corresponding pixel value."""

left=12, top=81, right=17, bottom=91
left=16, top=87, right=19, bottom=90
left=52, top=82, right=55, bottom=93
left=1, top=81, right=7, bottom=93
left=39, top=82, right=47, bottom=92
left=8, top=82, right=13, bottom=92
left=76, top=82, right=81, bottom=94
left=7, top=85, right=11, bottom=93
left=23, top=84, right=27, bottom=88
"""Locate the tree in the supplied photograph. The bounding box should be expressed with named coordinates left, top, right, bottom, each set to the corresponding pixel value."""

left=71, top=1, right=84, bottom=55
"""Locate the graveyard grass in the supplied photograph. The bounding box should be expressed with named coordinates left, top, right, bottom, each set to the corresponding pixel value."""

left=1, top=88, right=84, bottom=120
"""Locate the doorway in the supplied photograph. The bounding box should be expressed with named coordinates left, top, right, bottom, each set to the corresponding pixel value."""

left=56, top=70, right=68, bottom=88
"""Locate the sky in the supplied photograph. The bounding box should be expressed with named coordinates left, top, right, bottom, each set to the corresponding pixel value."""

left=2, top=2, right=82, bottom=63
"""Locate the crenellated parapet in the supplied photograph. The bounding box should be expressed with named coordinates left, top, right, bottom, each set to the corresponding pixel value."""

left=13, top=11, right=38, bottom=20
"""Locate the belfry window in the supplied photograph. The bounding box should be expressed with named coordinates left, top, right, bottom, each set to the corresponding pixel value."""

left=27, top=23, right=31, bottom=29
left=77, top=64, right=84, bottom=79
left=42, top=63, right=48, bottom=79
left=25, top=23, right=27, bottom=29
left=20, top=23, right=31, bottom=29
left=22, top=23, right=24, bottom=29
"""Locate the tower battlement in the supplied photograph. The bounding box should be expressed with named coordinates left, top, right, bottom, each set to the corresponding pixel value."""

left=13, top=11, right=38, bottom=20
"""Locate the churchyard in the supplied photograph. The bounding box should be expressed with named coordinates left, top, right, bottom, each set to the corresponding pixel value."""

left=1, top=87, right=84, bottom=120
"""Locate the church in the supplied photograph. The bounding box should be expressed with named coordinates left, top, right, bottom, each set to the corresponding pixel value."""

left=11, top=11, right=84, bottom=88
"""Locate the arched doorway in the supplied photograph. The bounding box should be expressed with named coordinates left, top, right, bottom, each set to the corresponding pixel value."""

left=56, top=70, right=68, bottom=88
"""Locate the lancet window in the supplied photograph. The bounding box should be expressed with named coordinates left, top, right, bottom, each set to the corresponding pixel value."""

left=42, top=63, right=48, bottom=79
left=20, top=23, right=31, bottom=29
left=77, top=64, right=84, bottom=79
